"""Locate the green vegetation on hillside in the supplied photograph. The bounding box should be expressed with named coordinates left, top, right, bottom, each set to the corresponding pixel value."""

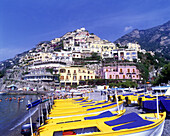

left=0, top=71, right=4, bottom=78
left=153, top=63, right=170, bottom=85
left=136, top=52, right=168, bottom=82
left=85, top=79, right=137, bottom=88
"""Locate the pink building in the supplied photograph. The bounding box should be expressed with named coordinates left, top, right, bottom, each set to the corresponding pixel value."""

left=101, top=66, right=140, bottom=80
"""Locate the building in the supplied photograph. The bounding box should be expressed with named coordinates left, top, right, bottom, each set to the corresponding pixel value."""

left=101, top=66, right=140, bottom=80
left=59, top=67, right=95, bottom=86
left=23, top=68, right=59, bottom=83
left=118, top=49, right=138, bottom=61
left=90, top=42, right=117, bottom=55
left=127, top=43, right=141, bottom=51
left=53, top=50, right=72, bottom=64
left=30, top=61, right=66, bottom=69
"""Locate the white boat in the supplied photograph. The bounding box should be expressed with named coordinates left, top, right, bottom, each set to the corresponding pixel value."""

left=0, top=91, right=6, bottom=95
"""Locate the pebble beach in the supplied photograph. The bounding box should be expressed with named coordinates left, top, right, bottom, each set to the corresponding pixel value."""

left=5, top=92, right=170, bottom=136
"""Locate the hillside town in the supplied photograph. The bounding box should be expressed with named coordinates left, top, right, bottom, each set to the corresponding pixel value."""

left=0, top=28, right=158, bottom=91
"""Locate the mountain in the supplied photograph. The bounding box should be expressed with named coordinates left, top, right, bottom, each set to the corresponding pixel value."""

left=114, top=21, right=170, bottom=60
left=0, top=50, right=30, bottom=71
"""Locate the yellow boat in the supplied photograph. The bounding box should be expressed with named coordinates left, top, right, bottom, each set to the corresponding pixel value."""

left=48, top=101, right=124, bottom=119
left=51, top=101, right=115, bottom=112
left=53, top=97, right=88, bottom=104
left=45, top=109, right=126, bottom=125
left=52, top=100, right=106, bottom=109
left=37, top=112, right=166, bottom=136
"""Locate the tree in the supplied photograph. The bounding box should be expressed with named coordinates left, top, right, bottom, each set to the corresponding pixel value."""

left=0, top=71, right=4, bottom=78
left=154, top=63, right=170, bottom=85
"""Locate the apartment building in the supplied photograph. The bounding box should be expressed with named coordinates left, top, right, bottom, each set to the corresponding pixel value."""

left=101, top=66, right=140, bottom=80
left=118, top=49, right=138, bottom=61
left=127, top=43, right=141, bottom=51
left=53, top=50, right=72, bottom=64
left=59, top=67, right=95, bottom=86
left=23, top=68, right=59, bottom=83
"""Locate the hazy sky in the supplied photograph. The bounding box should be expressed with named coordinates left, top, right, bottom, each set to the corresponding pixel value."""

left=0, top=0, right=170, bottom=61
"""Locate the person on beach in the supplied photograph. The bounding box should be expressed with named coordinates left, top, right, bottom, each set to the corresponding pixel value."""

left=0, top=99, right=2, bottom=102
left=59, top=94, right=63, bottom=99
left=18, top=97, right=21, bottom=102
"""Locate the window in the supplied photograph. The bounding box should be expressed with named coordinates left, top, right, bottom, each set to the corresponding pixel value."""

left=88, top=76, right=89, bottom=79
left=66, top=76, right=69, bottom=80
left=132, top=52, right=136, bottom=55
left=123, top=75, right=125, bottom=79
left=126, top=53, right=130, bottom=55
left=127, top=57, right=130, bottom=60
left=127, top=69, right=130, bottom=73
left=80, top=76, right=82, bottom=80
left=68, top=70, right=70, bottom=74
left=60, top=76, right=64, bottom=80
left=84, top=76, right=86, bottom=80
left=109, top=75, right=112, bottom=79
left=60, top=69, right=66, bottom=73
left=88, top=71, right=90, bottom=74
left=106, top=69, right=108, bottom=72
left=120, top=69, right=122, bottom=73
left=116, top=75, right=119, bottom=79
left=73, top=76, right=77, bottom=80
left=91, top=76, right=93, bottom=79
left=137, top=75, right=139, bottom=78
left=133, top=69, right=135, bottom=73
left=74, top=70, right=76, bottom=73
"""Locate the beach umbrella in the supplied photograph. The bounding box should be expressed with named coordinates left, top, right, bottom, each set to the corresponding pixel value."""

left=115, top=87, right=120, bottom=114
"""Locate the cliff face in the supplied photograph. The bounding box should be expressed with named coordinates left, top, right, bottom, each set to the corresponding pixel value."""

left=114, top=21, right=170, bottom=60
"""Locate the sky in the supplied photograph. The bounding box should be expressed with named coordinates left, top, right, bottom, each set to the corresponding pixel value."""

left=0, top=0, right=170, bottom=61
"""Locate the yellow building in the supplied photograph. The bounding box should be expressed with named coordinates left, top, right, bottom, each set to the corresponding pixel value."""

left=33, top=52, right=53, bottom=63
left=127, top=43, right=141, bottom=51
left=59, top=67, right=95, bottom=86
left=90, top=43, right=117, bottom=55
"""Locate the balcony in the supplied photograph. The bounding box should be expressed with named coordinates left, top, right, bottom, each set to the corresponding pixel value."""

left=126, top=73, right=131, bottom=74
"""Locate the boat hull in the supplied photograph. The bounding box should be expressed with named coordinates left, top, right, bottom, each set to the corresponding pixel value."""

left=48, top=102, right=123, bottom=119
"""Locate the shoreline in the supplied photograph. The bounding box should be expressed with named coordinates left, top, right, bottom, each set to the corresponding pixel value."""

left=7, top=108, right=40, bottom=136
left=3, top=90, right=51, bottom=95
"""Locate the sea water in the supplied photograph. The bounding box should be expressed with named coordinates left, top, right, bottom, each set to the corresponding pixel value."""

left=0, top=94, right=40, bottom=135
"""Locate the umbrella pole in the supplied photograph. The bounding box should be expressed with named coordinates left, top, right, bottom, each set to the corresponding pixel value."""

left=39, top=105, right=41, bottom=126
left=156, top=91, right=159, bottom=119
left=115, top=87, right=120, bottom=114
left=29, top=110, right=33, bottom=136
